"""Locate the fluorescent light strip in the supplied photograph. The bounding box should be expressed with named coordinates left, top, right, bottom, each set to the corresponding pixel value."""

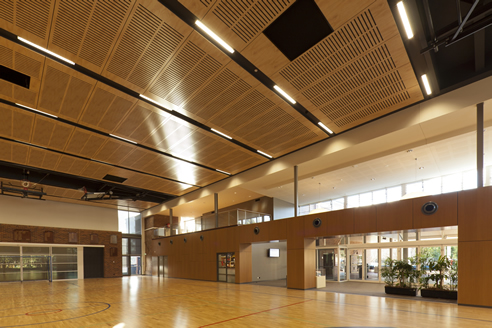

left=139, top=94, right=172, bottom=111
left=195, top=21, right=234, bottom=54
left=16, top=103, right=58, bottom=118
left=216, top=169, right=231, bottom=175
left=273, top=85, right=296, bottom=104
left=421, top=74, right=432, bottom=95
left=318, top=122, right=333, bottom=134
left=257, top=150, right=272, bottom=158
left=110, top=134, right=137, bottom=144
left=211, top=128, right=232, bottom=140
left=18, top=37, right=75, bottom=65
left=397, top=2, right=414, bottom=39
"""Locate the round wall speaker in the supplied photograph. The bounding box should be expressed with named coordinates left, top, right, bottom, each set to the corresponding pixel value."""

left=313, top=218, right=322, bottom=228
left=170, top=240, right=173, bottom=245
left=254, top=227, right=260, bottom=235
left=184, top=238, right=187, bottom=243
left=200, top=235, right=204, bottom=241
left=422, top=201, right=438, bottom=215
left=158, top=242, right=161, bottom=246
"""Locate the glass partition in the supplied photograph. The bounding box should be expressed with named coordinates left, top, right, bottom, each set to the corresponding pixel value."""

left=22, top=247, right=49, bottom=281
left=339, top=248, right=347, bottom=281
left=0, top=246, right=20, bottom=282
left=52, top=247, right=77, bottom=280
left=365, top=249, right=378, bottom=281
left=349, top=249, right=363, bottom=280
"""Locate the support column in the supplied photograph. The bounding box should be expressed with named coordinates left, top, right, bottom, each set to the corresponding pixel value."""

left=214, top=193, right=219, bottom=228
left=477, top=102, right=484, bottom=188
left=169, top=208, right=173, bottom=235
left=294, top=166, right=298, bottom=217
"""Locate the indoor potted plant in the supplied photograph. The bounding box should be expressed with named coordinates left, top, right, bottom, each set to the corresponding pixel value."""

left=382, top=257, right=418, bottom=296
left=419, top=255, right=457, bottom=300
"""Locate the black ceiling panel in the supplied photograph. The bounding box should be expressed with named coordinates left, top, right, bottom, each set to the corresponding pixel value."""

left=263, top=0, right=333, bottom=61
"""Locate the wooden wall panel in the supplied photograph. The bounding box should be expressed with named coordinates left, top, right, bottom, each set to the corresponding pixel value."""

left=269, top=219, right=287, bottom=241
left=326, top=208, right=355, bottom=236
left=303, top=212, right=328, bottom=238
left=239, top=224, right=254, bottom=244
left=287, top=249, right=303, bottom=289
left=287, top=217, right=305, bottom=250
left=458, top=186, right=492, bottom=242
left=251, top=222, right=271, bottom=243
left=376, top=199, right=413, bottom=232
left=413, top=193, right=457, bottom=230
left=458, top=240, right=492, bottom=307
left=353, top=206, right=377, bottom=234
left=237, top=243, right=252, bottom=283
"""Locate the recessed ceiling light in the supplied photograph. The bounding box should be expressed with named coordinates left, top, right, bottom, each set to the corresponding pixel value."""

left=419, top=167, right=424, bottom=170
left=318, top=122, right=333, bottom=134
left=371, top=178, right=375, bottom=181
left=16, top=103, right=58, bottom=118
left=109, top=134, right=137, bottom=144
left=139, top=94, right=172, bottom=110
left=397, top=2, right=413, bottom=39
left=211, top=128, right=232, bottom=140
left=407, top=149, right=413, bottom=153
left=273, top=85, right=296, bottom=104
left=18, top=36, right=75, bottom=65
left=333, top=187, right=336, bottom=189
left=216, top=169, right=231, bottom=175
left=195, top=20, right=234, bottom=53
left=257, top=150, right=273, bottom=158
left=421, top=74, right=432, bottom=95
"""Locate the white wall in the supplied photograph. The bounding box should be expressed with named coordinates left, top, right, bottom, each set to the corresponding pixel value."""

left=0, top=196, right=118, bottom=231
left=251, top=241, right=287, bottom=281
left=273, top=198, right=294, bottom=220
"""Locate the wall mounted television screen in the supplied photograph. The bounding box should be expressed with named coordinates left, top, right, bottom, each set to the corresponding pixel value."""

left=268, top=248, right=280, bottom=257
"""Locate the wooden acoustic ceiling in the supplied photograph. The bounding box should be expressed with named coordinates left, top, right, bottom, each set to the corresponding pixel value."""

left=0, top=0, right=423, bottom=211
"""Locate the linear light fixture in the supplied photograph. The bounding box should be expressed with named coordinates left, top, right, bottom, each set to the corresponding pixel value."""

left=211, top=128, right=232, bottom=140
left=195, top=21, right=234, bottom=54
left=216, top=169, right=231, bottom=175
left=16, top=103, right=58, bottom=118
left=421, top=74, right=432, bottom=95
left=139, top=94, right=172, bottom=110
left=18, top=37, right=75, bottom=65
left=109, top=134, right=137, bottom=144
left=273, top=85, right=296, bottom=104
left=397, top=2, right=414, bottom=39
left=257, top=150, right=272, bottom=158
left=318, top=122, right=333, bottom=134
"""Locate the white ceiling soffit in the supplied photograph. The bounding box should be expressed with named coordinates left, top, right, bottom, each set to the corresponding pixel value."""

left=142, top=75, right=492, bottom=217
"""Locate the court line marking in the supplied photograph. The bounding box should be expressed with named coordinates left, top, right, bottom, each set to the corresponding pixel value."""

left=0, top=302, right=110, bottom=328
left=198, top=300, right=312, bottom=327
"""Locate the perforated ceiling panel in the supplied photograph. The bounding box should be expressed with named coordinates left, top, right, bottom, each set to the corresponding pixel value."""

left=0, top=0, right=55, bottom=46
left=0, top=39, right=44, bottom=107
left=102, top=0, right=192, bottom=92
left=48, top=0, right=134, bottom=72
left=272, top=1, right=422, bottom=132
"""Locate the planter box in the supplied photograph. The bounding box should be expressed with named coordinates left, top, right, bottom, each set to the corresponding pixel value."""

left=385, top=286, right=417, bottom=296
left=421, top=289, right=457, bottom=300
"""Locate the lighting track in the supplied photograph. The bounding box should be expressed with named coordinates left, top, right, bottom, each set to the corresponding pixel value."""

left=0, top=28, right=269, bottom=163
left=157, top=0, right=334, bottom=137
left=0, top=134, right=201, bottom=189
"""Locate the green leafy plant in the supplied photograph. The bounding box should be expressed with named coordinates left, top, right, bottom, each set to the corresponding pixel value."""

left=419, top=255, right=457, bottom=291
left=449, top=260, right=458, bottom=291
left=381, top=257, right=397, bottom=287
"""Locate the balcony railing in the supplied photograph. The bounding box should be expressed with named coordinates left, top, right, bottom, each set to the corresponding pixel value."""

left=152, top=209, right=271, bottom=237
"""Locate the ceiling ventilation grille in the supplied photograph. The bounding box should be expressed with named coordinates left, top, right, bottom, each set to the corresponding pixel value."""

left=16, top=0, right=51, bottom=40
left=213, top=0, right=293, bottom=43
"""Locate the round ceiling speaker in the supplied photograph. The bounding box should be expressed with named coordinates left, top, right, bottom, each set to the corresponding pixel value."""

left=254, top=227, right=260, bottom=235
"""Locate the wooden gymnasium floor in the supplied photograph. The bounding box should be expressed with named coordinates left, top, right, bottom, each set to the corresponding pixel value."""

left=0, top=276, right=491, bottom=327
